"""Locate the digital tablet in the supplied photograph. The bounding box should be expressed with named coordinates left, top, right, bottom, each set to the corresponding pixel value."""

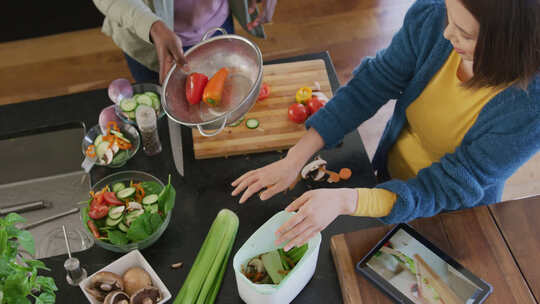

left=356, top=223, right=492, bottom=304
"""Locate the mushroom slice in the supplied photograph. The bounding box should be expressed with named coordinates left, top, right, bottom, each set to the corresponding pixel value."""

left=247, top=257, right=265, bottom=273
left=85, top=271, right=124, bottom=301
left=103, top=291, right=130, bottom=304
left=127, top=202, right=143, bottom=211
left=130, top=287, right=162, bottom=304
left=301, top=156, right=328, bottom=181
left=102, top=149, right=114, bottom=165
left=122, top=267, right=153, bottom=296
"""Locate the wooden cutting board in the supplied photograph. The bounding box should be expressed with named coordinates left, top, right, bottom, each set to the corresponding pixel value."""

left=330, top=206, right=536, bottom=304
left=192, top=59, right=333, bottom=159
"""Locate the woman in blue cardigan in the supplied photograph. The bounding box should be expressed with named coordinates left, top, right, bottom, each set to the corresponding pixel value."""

left=232, top=0, right=540, bottom=251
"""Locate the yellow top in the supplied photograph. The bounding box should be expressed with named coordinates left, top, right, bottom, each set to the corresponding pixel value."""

left=353, top=50, right=506, bottom=217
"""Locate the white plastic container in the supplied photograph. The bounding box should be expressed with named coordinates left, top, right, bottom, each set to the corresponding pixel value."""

left=233, top=211, right=322, bottom=304
left=79, top=250, right=171, bottom=304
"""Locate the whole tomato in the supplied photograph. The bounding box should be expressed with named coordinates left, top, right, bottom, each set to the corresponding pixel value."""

left=288, top=103, right=309, bottom=123
left=307, top=97, right=325, bottom=115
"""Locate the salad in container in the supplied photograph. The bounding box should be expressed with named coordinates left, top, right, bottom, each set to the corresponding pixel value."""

left=80, top=171, right=176, bottom=252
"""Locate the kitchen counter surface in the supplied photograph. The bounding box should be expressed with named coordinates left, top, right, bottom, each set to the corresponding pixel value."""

left=0, top=52, right=382, bottom=303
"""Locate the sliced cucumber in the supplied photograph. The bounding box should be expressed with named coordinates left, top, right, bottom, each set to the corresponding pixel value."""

left=111, top=182, right=126, bottom=193
left=246, top=118, right=259, bottom=129
left=230, top=116, right=245, bottom=127
left=111, top=150, right=130, bottom=166
left=142, top=194, right=158, bottom=205
left=144, top=91, right=159, bottom=99
left=151, top=97, right=160, bottom=111
left=136, top=94, right=153, bottom=106
left=96, top=141, right=111, bottom=159
left=111, top=130, right=131, bottom=143
left=125, top=209, right=144, bottom=225
left=126, top=111, right=136, bottom=120
left=93, top=134, right=103, bottom=147
left=118, top=222, right=129, bottom=232
left=120, top=98, right=137, bottom=112
left=108, top=206, right=125, bottom=219
left=117, top=187, right=136, bottom=199
left=106, top=216, right=123, bottom=227
left=144, top=204, right=159, bottom=214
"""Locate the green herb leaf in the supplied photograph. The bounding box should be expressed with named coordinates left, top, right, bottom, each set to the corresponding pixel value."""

left=0, top=257, right=13, bottom=276
left=16, top=230, right=35, bottom=256
left=108, top=230, right=129, bottom=245
left=4, top=272, right=31, bottom=300
left=140, top=181, right=163, bottom=196
left=23, top=259, right=50, bottom=271
left=35, top=292, right=55, bottom=304
left=158, top=175, right=176, bottom=215
left=126, top=214, right=150, bottom=242
left=0, top=230, right=7, bottom=255
left=149, top=213, right=163, bottom=233
left=4, top=213, right=26, bottom=226
left=35, top=276, right=58, bottom=293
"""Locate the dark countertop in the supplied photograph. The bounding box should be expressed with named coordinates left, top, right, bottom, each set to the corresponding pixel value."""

left=0, top=52, right=381, bottom=303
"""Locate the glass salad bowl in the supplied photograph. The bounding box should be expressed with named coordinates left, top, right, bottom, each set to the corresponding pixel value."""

left=80, top=171, right=173, bottom=253
left=81, top=122, right=140, bottom=168
left=114, top=83, right=166, bottom=126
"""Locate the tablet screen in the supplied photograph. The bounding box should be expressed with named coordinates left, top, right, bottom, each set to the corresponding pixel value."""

left=357, top=224, right=491, bottom=304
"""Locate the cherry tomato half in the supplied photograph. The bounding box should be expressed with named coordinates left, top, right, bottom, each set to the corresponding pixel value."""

left=288, top=103, right=309, bottom=124
left=258, top=83, right=271, bottom=101
left=103, top=191, right=124, bottom=206
left=307, top=97, right=325, bottom=115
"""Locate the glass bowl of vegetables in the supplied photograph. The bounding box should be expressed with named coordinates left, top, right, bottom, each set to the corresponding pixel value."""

left=80, top=171, right=176, bottom=253
left=114, top=83, right=165, bottom=125
left=82, top=121, right=140, bottom=168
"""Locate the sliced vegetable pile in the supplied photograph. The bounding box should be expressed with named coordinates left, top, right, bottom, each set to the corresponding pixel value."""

left=119, top=91, right=161, bottom=121
left=185, top=67, right=229, bottom=107
left=241, top=244, right=308, bottom=285
left=174, top=209, right=239, bottom=304
left=85, top=121, right=133, bottom=166
left=82, top=175, right=176, bottom=245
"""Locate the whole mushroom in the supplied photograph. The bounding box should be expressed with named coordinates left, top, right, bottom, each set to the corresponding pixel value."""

left=85, top=271, right=124, bottom=302
left=130, top=287, right=162, bottom=304
left=122, top=267, right=153, bottom=296
left=103, top=290, right=130, bottom=304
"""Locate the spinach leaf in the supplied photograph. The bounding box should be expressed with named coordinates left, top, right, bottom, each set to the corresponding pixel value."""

left=36, top=292, right=56, bottom=304
left=158, top=175, right=176, bottom=215
left=149, top=213, right=163, bottom=233
left=107, top=230, right=129, bottom=246
left=4, top=213, right=26, bottom=226
left=140, top=181, right=163, bottom=196
left=126, top=215, right=150, bottom=242
left=35, top=276, right=58, bottom=293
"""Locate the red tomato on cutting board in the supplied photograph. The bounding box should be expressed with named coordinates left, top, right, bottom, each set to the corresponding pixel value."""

left=288, top=103, right=309, bottom=123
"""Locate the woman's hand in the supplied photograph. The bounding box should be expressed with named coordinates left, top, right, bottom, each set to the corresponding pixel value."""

left=231, top=156, right=305, bottom=204
left=232, top=128, right=325, bottom=203
left=150, top=20, right=187, bottom=84
left=275, top=188, right=358, bottom=251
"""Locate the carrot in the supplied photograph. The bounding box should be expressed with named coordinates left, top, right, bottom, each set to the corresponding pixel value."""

left=85, top=145, right=96, bottom=157
left=339, top=168, right=352, bottom=180
left=87, top=220, right=101, bottom=239
left=202, top=67, right=229, bottom=107
left=106, top=121, right=119, bottom=132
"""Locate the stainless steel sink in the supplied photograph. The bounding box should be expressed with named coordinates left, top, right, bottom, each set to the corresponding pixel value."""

left=0, top=123, right=94, bottom=258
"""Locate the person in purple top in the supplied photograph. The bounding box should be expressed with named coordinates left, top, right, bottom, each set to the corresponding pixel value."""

left=93, top=0, right=277, bottom=83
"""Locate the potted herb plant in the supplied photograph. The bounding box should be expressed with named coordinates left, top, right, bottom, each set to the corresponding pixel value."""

left=0, top=213, right=57, bottom=304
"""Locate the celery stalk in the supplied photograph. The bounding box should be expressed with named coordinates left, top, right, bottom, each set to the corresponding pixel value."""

left=261, top=250, right=286, bottom=284
left=204, top=223, right=236, bottom=304
left=174, top=209, right=239, bottom=304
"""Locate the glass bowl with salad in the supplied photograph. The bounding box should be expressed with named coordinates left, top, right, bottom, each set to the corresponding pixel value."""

left=82, top=121, right=140, bottom=168
left=114, top=83, right=165, bottom=125
left=81, top=171, right=176, bottom=252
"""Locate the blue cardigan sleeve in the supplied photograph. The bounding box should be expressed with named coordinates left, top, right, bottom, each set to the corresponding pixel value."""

left=305, top=0, right=438, bottom=148
left=377, top=88, right=540, bottom=223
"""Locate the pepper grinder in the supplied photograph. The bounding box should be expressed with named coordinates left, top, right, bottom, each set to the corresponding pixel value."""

left=63, top=225, right=87, bottom=286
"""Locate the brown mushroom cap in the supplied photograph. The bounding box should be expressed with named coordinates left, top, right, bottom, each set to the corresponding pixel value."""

left=130, top=287, right=161, bottom=304
left=122, top=267, right=153, bottom=296
left=103, top=290, right=130, bottom=304
left=85, top=271, right=124, bottom=301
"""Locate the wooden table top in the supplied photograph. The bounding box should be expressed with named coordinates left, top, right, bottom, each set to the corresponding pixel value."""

left=490, top=195, right=540, bottom=303
left=330, top=205, right=537, bottom=303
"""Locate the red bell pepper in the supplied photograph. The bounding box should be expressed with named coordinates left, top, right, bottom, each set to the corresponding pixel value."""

left=185, top=72, right=209, bottom=105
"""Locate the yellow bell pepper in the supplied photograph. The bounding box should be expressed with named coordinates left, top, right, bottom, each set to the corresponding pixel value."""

left=295, top=87, right=312, bottom=104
